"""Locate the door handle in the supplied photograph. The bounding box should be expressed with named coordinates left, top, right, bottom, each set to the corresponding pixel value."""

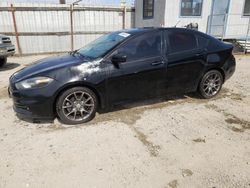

left=195, top=53, right=203, bottom=57
left=151, top=61, right=164, bottom=66
left=195, top=52, right=205, bottom=56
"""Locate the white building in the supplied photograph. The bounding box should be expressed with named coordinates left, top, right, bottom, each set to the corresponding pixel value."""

left=135, top=0, right=250, bottom=39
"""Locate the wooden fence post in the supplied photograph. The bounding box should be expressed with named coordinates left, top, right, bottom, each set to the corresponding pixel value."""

left=122, top=6, right=126, bottom=29
left=10, top=4, right=22, bottom=55
left=70, top=5, right=74, bottom=51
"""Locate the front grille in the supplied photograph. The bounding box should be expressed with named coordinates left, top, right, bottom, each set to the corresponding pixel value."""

left=7, top=49, right=14, bottom=52
left=2, top=37, right=11, bottom=44
left=3, top=41, right=11, bottom=44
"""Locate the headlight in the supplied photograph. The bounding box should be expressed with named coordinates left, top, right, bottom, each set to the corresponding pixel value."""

left=0, top=48, right=7, bottom=53
left=0, top=40, right=3, bottom=44
left=15, top=77, right=53, bottom=90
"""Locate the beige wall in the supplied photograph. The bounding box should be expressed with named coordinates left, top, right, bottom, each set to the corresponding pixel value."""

left=135, top=0, right=249, bottom=39
left=163, top=0, right=212, bottom=33
left=135, top=0, right=212, bottom=32
left=135, top=0, right=166, bottom=27
left=226, top=0, right=250, bottom=39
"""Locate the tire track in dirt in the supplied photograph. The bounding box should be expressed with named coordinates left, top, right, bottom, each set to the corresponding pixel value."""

left=205, top=103, right=250, bottom=133
left=37, top=88, right=247, bottom=132
left=0, top=87, right=8, bottom=99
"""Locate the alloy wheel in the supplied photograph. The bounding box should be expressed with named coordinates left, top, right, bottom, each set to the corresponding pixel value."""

left=200, top=70, right=223, bottom=98
left=202, top=72, right=222, bottom=97
left=62, top=91, right=95, bottom=122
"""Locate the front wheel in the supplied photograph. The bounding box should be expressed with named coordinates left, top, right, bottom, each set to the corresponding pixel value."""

left=0, top=57, right=7, bottom=67
left=198, top=70, right=223, bottom=99
left=56, top=87, right=98, bottom=125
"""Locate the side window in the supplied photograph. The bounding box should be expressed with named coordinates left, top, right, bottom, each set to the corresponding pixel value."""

left=197, top=35, right=209, bottom=49
left=143, top=0, right=154, bottom=19
left=117, top=32, right=162, bottom=62
left=168, top=32, right=197, bottom=53
left=180, top=0, right=203, bottom=17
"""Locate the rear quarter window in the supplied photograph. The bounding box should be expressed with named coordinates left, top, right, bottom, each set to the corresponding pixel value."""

left=206, top=37, right=229, bottom=52
left=168, top=31, right=197, bottom=54
left=197, top=35, right=209, bottom=49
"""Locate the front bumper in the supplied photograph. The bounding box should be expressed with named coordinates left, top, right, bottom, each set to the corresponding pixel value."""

left=9, top=87, right=55, bottom=121
left=0, top=44, right=15, bottom=57
left=8, top=77, right=59, bottom=122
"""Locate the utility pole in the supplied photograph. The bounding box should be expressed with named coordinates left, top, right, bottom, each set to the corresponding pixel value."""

left=59, top=0, right=66, bottom=4
left=121, top=0, right=126, bottom=29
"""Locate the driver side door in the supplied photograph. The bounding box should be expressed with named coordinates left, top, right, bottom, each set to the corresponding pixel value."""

left=105, top=31, right=167, bottom=106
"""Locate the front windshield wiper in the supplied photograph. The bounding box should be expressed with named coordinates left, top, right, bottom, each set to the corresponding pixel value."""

left=69, top=50, right=85, bottom=58
left=69, top=50, right=77, bottom=55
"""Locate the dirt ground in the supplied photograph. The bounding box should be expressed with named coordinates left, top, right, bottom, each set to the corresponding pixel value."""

left=0, top=55, right=249, bottom=188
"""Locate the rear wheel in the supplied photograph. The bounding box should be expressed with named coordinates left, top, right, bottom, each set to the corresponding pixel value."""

left=56, top=87, right=98, bottom=125
left=0, top=57, right=7, bottom=67
left=198, top=70, right=223, bottom=99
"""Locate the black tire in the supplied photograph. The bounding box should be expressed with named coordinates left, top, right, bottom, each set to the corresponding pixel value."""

left=0, top=57, right=7, bottom=67
left=198, top=70, right=223, bottom=99
left=56, top=87, right=98, bottom=125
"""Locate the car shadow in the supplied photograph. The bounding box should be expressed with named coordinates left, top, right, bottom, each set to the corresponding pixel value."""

left=16, top=114, right=54, bottom=124
left=100, top=93, right=199, bottom=114
left=87, top=92, right=203, bottom=126
left=0, top=62, right=20, bottom=71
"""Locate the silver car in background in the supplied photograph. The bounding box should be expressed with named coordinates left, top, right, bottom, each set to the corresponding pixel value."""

left=0, top=35, right=15, bottom=67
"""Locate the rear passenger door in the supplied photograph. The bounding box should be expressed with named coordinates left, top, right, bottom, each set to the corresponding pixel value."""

left=165, top=30, right=207, bottom=93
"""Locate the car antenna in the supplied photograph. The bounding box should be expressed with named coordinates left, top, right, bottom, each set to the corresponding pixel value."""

left=174, top=20, right=181, bottom=27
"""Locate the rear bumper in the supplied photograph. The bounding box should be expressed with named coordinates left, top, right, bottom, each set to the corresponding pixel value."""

left=223, top=55, right=236, bottom=81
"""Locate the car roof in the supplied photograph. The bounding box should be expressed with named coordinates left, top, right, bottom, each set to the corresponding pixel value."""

left=119, top=27, right=195, bottom=33
left=119, top=27, right=213, bottom=39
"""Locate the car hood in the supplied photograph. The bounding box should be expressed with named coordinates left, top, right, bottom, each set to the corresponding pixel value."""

left=0, top=34, right=7, bottom=38
left=13, top=54, right=84, bottom=81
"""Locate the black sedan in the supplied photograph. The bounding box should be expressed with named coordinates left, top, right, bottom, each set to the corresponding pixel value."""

left=9, top=28, right=236, bottom=124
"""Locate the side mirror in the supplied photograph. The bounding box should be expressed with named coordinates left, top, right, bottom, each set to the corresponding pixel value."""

left=111, top=53, right=127, bottom=68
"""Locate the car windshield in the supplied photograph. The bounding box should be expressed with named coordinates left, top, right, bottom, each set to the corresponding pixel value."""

left=77, top=32, right=131, bottom=59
